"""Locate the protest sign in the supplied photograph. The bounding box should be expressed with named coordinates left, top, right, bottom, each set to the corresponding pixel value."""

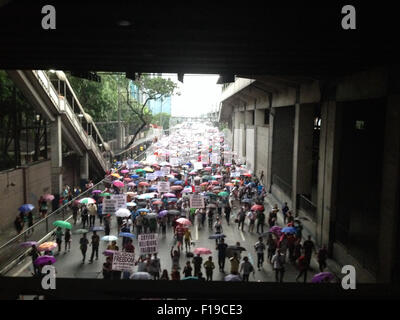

left=138, top=233, right=158, bottom=255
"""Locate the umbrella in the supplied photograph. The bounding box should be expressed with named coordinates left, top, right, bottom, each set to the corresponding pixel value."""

left=200, top=182, right=208, bottom=187
left=34, top=255, right=56, bottom=266
left=111, top=173, right=122, bottom=179
left=204, top=167, right=212, bottom=171
left=138, top=181, right=150, bottom=187
left=224, top=274, right=242, bottom=282
left=312, top=272, right=335, bottom=283
left=113, top=181, right=125, bottom=188
left=121, top=169, right=130, bottom=174
left=182, top=276, right=199, bottom=281
left=241, top=198, right=252, bottom=203
left=137, top=208, right=150, bottom=213
left=101, top=235, right=118, bottom=242
left=143, top=167, right=154, bottom=172
left=135, top=169, right=146, bottom=174
left=137, top=193, right=155, bottom=200
left=100, top=193, right=112, bottom=197
left=176, top=218, right=192, bottom=226
left=218, top=191, right=229, bottom=197
left=227, top=245, right=246, bottom=251
left=73, top=229, right=89, bottom=234
left=167, top=210, right=181, bottom=216
left=128, top=182, right=136, bottom=187
left=123, top=178, right=132, bottom=182
left=171, top=185, right=183, bottom=191
left=152, top=200, right=163, bottom=205
left=19, top=204, right=34, bottom=212
left=42, top=194, right=55, bottom=201
left=119, top=232, right=136, bottom=238
left=131, top=174, right=140, bottom=179
left=126, top=202, right=137, bottom=207
left=281, top=227, right=297, bottom=234
left=90, top=226, right=104, bottom=232
left=207, top=203, right=217, bottom=208
left=131, top=272, right=152, bottom=280
left=208, top=234, right=226, bottom=239
left=163, top=193, right=176, bottom=198
left=269, top=226, right=282, bottom=234
left=182, top=187, right=192, bottom=193
left=20, top=241, right=38, bottom=248
left=144, top=212, right=158, bottom=219
left=79, top=197, right=96, bottom=204
left=193, top=248, right=212, bottom=255
left=158, top=210, right=168, bottom=217
left=92, top=190, right=102, bottom=194
left=213, top=175, right=223, bottom=179
left=103, top=250, right=116, bottom=256
left=115, top=208, right=132, bottom=217
left=174, top=180, right=183, bottom=185
left=38, top=241, right=58, bottom=252
left=251, top=204, right=264, bottom=211
left=53, top=220, right=72, bottom=229
left=225, top=183, right=234, bottom=187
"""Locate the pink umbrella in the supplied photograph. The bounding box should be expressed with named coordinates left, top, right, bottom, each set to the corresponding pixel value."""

left=121, top=170, right=129, bottom=174
left=103, top=250, right=117, bottom=257
left=171, top=185, right=183, bottom=191
left=124, top=178, right=132, bottom=182
left=194, top=248, right=212, bottom=255
left=177, top=218, right=192, bottom=226
left=92, top=190, right=102, bottom=194
left=128, top=182, right=136, bottom=187
left=42, top=194, right=55, bottom=201
left=204, top=167, right=212, bottom=171
left=113, top=181, right=124, bottom=188
left=163, top=193, right=176, bottom=198
left=139, top=181, right=150, bottom=187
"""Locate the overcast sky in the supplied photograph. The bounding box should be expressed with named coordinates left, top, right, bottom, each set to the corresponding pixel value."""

left=162, top=74, right=222, bottom=117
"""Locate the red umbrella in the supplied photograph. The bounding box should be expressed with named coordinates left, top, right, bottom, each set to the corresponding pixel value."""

left=242, top=173, right=252, bottom=177
left=200, top=182, right=208, bottom=187
left=225, top=183, right=234, bottom=187
left=204, top=167, right=212, bottom=171
left=152, top=200, right=163, bottom=205
left=139, top=182, right=150, bottom=187
left=194, top=248, right=212, bottom=255
left=251, top=204, right=264, bottom=211
left=176, top=218, right=192, bottom=226
left=124, top=178, right=132, bottom=182
left=171, top=185, right=183, bottom=191
left=211, top=180, right=220, bottom=185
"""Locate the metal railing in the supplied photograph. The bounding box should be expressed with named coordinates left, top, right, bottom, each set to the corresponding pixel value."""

left=297, top=194, right=317, bottom=221
left=0, top=136, right=160, bottom=276
left=272, top=174, right=292, bottom=197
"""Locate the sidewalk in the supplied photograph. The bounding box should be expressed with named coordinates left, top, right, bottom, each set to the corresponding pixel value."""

left=263, top=192, right=343, bottom=280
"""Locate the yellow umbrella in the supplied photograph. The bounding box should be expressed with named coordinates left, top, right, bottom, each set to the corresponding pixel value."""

left=111, top=173, right=121, bottom=179
left=143, top=167, right=154, bottom=173
left=38, top=241, right=58, bottom=252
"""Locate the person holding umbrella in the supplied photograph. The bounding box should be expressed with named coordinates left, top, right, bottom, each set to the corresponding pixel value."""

left=64, top=229, right=71, bottom=252
left=29, top=245, right=41, bottom=276
left=54, top=227, right=63, bottom=254
left=192, top=253, right=203, bottom=277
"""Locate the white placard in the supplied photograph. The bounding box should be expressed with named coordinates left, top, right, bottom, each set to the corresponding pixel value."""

left=194, top=162, right=203, bottom=170
left=190, top=193, right=205, bottom=208
left=154, top=170, right=165, bottom=177
left=211, top=153, right=219, bottom=164
left=111, top=194, right=127, bottom=209
left=112, top=251, right=135, bottom=271
left=146, top=173, right=156, bottom=181
left=103, top=199, right=118, bottom=214
left=161, top=166, right=171, bottom=175
left=138, top=233, right=158, bottom=255
left=157, top=181, right=170, bottom=193
left=169, top=157, right=179, bottom=167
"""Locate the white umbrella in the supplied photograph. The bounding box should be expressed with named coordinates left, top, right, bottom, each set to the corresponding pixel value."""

left=130, top=272, right=152, bottom=280
left=101, top=235, right=118, bottom=242
left=115, top=208, right=131, bottom=217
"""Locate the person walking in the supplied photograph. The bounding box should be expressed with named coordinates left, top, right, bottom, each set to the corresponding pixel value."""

left=240, top=257, right=255, bottom=282
left=64, top=229, right=71, bottom=252
left=79, top=233, right=89, bottom=264
left=271, top=249, right=286, bottom=283
left=296, top=254, right=309, bottom=283
left=256, top=210, right=265, bottom=234
left=229, top=252, right=240, bottom=275
left=237, top=208, right=246, bottom=232
left=88, top=203, right=97, bottom=227
left=72, top=203, right=79, bottom=225
left=192, top=253, right=203, bottom=277
left=216, top=238, right=228, bottom=272
left=203, top=256, right=215, bottom=281
left=224, top=205, right=231, bottom=225
left=55, top=227, right=63, bottom=254
left=29, top=245, right=41, bottom=276
left=282, top=202, right=289, bottom=224
left=170, top=246, right=181, bottom=271
left=160, top=269, right=169, bottom=280
left=254, top=237, right=266, bottom=270
left=317, top=245, right=328, bottom=272
left=27, top=211, right=34, bottom=235
left=184, top=228, right=192, bottom=252
left=14, top=216, right=23, bottom=235
left=303, top=235, right=316, bottom=267
left=183, top=261, right=193, bottom=278
left=102, top=256, right=113, bottom=279
left=150, top=253, right=161, bottom=280
left=89, top=231, right=100, bottom=263
left=81, top=206, right=89, bottom=229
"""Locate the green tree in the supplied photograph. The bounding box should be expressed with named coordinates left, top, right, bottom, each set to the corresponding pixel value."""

left=152, top=112, right=171, bottom=130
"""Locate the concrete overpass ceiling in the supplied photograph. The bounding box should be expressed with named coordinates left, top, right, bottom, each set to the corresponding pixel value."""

left=0, top=2, right=398, bottom=76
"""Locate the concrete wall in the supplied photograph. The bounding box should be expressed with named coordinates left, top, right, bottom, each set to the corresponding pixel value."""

left=256, top=126, right=269, bottom=184
left=0, top=160, right=52, bottom=234
left=233, top=128, right=240, bottom=155
left=245, top=127, right=255, bottom=170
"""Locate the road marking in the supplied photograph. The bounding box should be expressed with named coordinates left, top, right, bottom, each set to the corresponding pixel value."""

left=240, top=230, right=245, bottom=242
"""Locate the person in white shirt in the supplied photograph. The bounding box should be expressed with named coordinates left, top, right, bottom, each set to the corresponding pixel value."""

left=239, top=256, right=255, bottom=282
left=271, top=249, right=286, bottom=283
left=254, top=237, right=266, bottom=270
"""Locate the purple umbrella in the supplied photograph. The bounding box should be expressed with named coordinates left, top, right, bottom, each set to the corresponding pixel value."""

left=20, top=241, right=38, bottom=248
left=121, top=170, right=130, bottom=174
left=269, top=226, right=282, bottom=234
left=103, top=250, right=116, bottom=256
left=34, top=255, right=56, bottom=266
left=92, top=190, right=102, bottom=194
left=311, top=272, right=335, bottom=283
left=158, top=210, right=168, bottom=217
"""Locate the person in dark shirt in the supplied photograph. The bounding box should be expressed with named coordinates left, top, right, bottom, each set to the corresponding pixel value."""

left=303, top=235, right=316, bottom=266
left=256, top=211, right=265, bottom=234
left=317, top=245, right=328, bottom=272
left=79, top=234, right=89, bottom=264
left=89, top=231, right=100, bottom=263
left=216, top=238, right=228, bottom=272
left=192, top=254, right=203, bottom=277
left=30, top=245, right=41, bottom=276
left=183, top=261, right=193, bottom=277
left=224, top=205, right=231, bottom=225
left=282, top=202, right=289, bottom=224
left=103, top=257, right=112, bottom=279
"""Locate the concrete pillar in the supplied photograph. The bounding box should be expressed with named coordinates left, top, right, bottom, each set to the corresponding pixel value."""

left=292, top=104, right=315, bottom=211
left=50, top=115, right=63, bottom=197
left=267, top=108, right=274, bottom=192
left=80, top=152, right=89, bottom=187
left=316, top=101, right=341, bottom=248
left=254, top=109, right=264, bottom=126
left=377, top=96, right=400, bottom=282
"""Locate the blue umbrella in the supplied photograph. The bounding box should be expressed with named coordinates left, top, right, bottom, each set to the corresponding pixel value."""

left=169, top=178, right=177, bottom=183
left=208, top=234, right=226, bottom=239
left=174, top=180, right=183, bottom=185
left=131, top=174, right=139, bottom=179
left=182, top=276, right=198, bottom=280
left=119, top=232, right=136, bottom=238
left=19, top=204, right=35, bottom=212
left=281, top=227, right=296, bottom=234
left=126, top=202, right=137, bottom=207
left=149, top=187, right=158, bottom=192
left=90, top=226, right=105, bottom=232
left=167, top=198, right=178, bottom=202
left=137, top=208, right=150, bottom=213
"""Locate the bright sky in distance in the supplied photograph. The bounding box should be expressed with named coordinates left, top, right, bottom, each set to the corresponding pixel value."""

left=162, top=74, right=222, bottom=117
